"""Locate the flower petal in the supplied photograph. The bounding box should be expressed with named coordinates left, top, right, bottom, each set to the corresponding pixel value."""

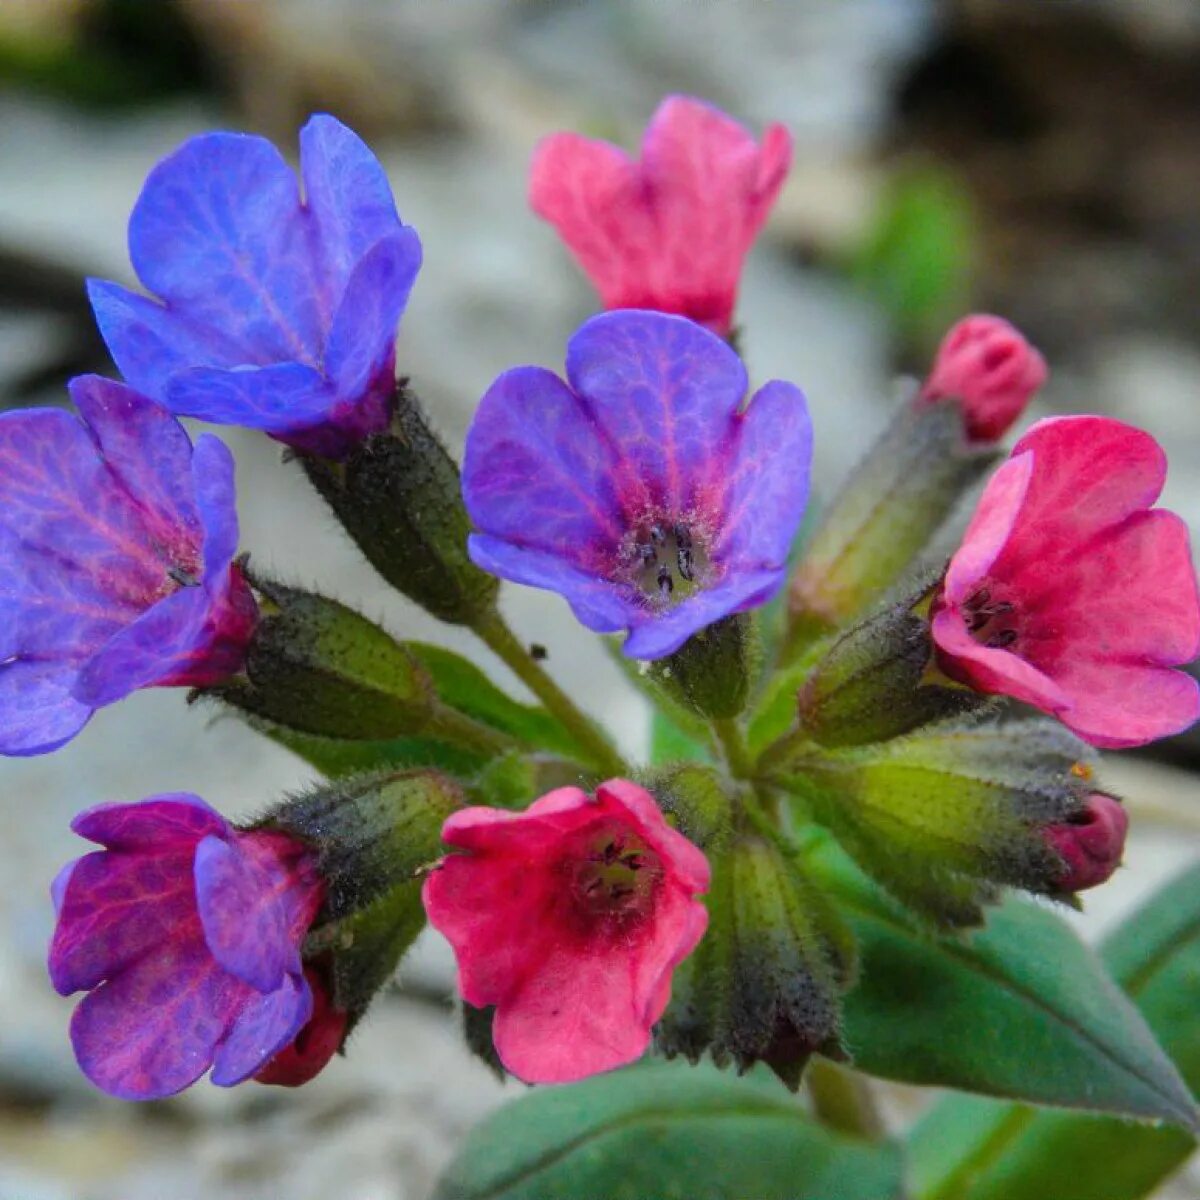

left=87, top=278, right=254, bottom=400
left=49, top=846, right=199, bottom=995
left=72, top=585, right=214, bottom=707
left=191, top=435, right=240, bottom=588
left=68, top=375, right=201, bottom=548
left=165, top=362, right=334, bottom=433
left=128, top=131, right=323, bottom=365
left=467, top=535, right=635, bottom=635
left=1053, top=662, right=1200, bottom=750
left=300, top=113, right=407, bottom=293
left=210, top=972, right=312, bottom=1087
left=622, top=568, right=783, bottom=660
left=0, top=659, right=92, bottom=756
left=324, top=231, right=421, bottom=402
left=596, top=780, right=711, bottom=893
left=71, top=794, right=228, bottom=851
left=194, top=834, right=296, bottom=993
left=943, top=451, right=1033, bottom=605
left=714, top=379, right=812, bottom=567
left=69, top=936, right=246, bottom=1100
left=464, top=365, right=627, bottom=565
left=565, top=311, right=748, bottom=514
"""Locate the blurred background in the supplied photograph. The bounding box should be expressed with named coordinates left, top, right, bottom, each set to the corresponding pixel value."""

left=0, top=1, right=1198, bottom=1196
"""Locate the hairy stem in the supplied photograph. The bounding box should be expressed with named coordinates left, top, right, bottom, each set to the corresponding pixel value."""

left=472, top=608, right=625, bottom=777
left=712, top=717, right=754, bottom=780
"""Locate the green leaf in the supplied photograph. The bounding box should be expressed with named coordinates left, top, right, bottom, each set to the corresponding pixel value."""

left=651, top=710, right=710, bottom=767
left=405, top=643, right=583, bottom=759
left=434, top=1060, right=904, bottom=1200
left=804, top=833, right=1199, bottom=1129
left=240, top=714, right=488, bottom=778
left=907, top=864, right=1200, bottom=1200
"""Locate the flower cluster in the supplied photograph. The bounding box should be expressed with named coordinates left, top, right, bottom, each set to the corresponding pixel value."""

left=10, top=94, right=1196, bottom=1105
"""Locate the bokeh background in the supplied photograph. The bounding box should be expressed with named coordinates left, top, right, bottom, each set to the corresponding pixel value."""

left=1, top=1, right=1198, bottom=1196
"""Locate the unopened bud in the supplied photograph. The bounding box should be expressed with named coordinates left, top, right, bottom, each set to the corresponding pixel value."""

left=1045, top=791, right=1128, bottom=893
left=255, top=964, right=349, bottom=1087
left=775, top=719, right=1097, bottom=928
left=921, top=315, right=1046, bottom=444
left=302, top=384, right=499, bottom=625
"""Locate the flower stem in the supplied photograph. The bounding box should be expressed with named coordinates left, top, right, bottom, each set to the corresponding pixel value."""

left=424, top=702, right=520, bottom=759
left=472, top=608, right=625, bottom=777
left=805, top=1059, right=885, bottom=1141
left=712, top=717, right=754, bottom=780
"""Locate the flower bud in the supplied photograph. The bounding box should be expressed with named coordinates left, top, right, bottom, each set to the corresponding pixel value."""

left=649, top=763, right=736, bottom=851
left=920, top=315, right=1046, bottom=444
left=794, top=588, right=986, bottom=747
left=773, top=719, right=1098, bottom=928
left=209, top=577, right=513, bottom=758
left=648, top=614, right=755, bottom=720
left=302, top=384, right=499, bottom=626
left=657, top=833, right=855, bottom=1090
left=1044, top=791, right=1129, bottom=893
left=255, top=964, right=349, bottom=1087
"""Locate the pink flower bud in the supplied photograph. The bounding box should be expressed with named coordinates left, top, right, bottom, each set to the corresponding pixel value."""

left=255, top=966, right=348, bottom=1087
left=1045, top=792, right=1129, bottom=892
left=921, top=315, right=1047, bottom=442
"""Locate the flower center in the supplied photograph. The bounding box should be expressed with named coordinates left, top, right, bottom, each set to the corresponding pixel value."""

left=568, top=826, right=663, bottom=919
left=616, top=518, right=713, bottom=610
left=963, top=585, right=1019, bottom=650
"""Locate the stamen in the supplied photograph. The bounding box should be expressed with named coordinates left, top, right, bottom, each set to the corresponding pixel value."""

left=987, top=629, right=1018, bottom=649
left=677, top=546, right=694, bottom=581
left=657, top=564, right=673, bottom=598
left=168, top=565, right=199, bottom=588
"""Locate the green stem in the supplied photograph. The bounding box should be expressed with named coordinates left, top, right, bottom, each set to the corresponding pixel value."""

left=919, top=1107, right=1034, bottom=1200
left=712, top=717, right=754, bottom=780
left=805, top=1059, right=885, bottom=1141
left=472, top=608, right=625, bottom=777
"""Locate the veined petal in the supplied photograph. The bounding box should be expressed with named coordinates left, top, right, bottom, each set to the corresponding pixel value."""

left=128, top=131, right=323, bottom=366
left=211, top=973, right=311, bottom=1087
left=71, top=793, right=229, bottom=851
left=166, top=362, right=334, bottom=431
left=300, top=113, right=406, bottom=293
left=565, top=311, right=748, bottom=513
left=191, top=435, right=240, bottom=588
left=0, top=659, right=92, bottom=756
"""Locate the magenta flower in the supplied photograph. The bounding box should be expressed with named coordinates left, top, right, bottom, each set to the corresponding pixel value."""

left=932, top=416, right=1200, bottom=748
left=49, top=795, right=324, bottom=1100
left=0, top=376, right=256, bottom=756
left=463, top=310, right=812, bottom=660
left=530, top=94, right=791, bottom=335
left=920, top=314, right=1047, bottom=443
left=1045, top=792, right=1129, bottom=893
left=87, top=114, right=421, bottom=457
left=422, top=779, right=710, bottom=1084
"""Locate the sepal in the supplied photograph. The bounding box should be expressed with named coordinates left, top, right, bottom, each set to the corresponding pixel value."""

left=656, top=827, right=855, bottom=1090
left=648, top=614, right=757, bottom=720
left=302, top=384, right=499, bottom=625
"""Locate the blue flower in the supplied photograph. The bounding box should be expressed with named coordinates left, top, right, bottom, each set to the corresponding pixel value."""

left=0, top=376, right=256, bottom=755
left=88, top=115, right=422, bottom=457
left=463, top=310, right=812, bottom=659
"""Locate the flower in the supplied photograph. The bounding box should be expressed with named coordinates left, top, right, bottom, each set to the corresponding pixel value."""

left=255, top=965, right=348, bottom=1087
left=87, top=114, right=422, bottom=457
left=422, top=779, right=710, bottom=1084
left=529, top=94, right=791, bottom=335
left=920, top=314, right=1047, bottom=443
left=1044, top=792, right=1129, bottom=893
left=49, top=794, right=325, bottom=1100
left=463, top=310, right=812, bottom=660
left=932, top=416, right=1200, bottom=748
left=0, top=376, right=256, bottom=756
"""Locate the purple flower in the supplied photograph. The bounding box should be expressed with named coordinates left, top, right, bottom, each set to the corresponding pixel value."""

left=49, top=794, right=325, bottom=1100
left=463, top=310, right=812, bottom=659
left=87, top=114, right=421, bottom=458
left=0, top=375, right=256, bottom=756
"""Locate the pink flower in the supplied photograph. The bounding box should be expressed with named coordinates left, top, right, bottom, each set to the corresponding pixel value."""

left=932, top=416, right=1200, bottom=748
left=1045, top=792, right=1129, bottom=892
left=529, top=95, right=791, bottom=336
left=422, top=779, right=710, bottom=1084
left=920, top=315, right=1047, bottom=443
